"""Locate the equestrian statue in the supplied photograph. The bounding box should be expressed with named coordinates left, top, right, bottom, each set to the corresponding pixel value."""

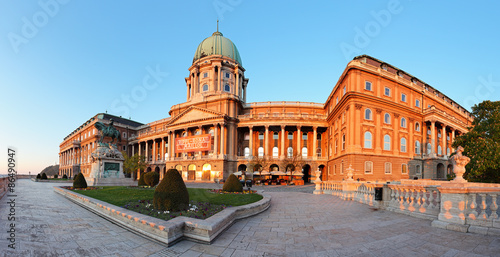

left=95, top=119, right=121, bottom=144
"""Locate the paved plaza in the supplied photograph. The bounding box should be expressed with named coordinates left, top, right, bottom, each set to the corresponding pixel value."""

left=1, top=180, right=499, bottom=256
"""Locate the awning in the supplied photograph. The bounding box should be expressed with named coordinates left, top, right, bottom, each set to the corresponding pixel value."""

left=233, top=171, right=243, bottom=176
left=292, top=171, right=304, bottom=176
left=271, top=171, right=287, bottom=176
left=254, top=170, right=271, bottom=175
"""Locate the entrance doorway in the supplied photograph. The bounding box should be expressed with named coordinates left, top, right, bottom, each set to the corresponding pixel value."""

left=202, top=164, right=211, bottom=181
left=303, top=164, right=311, bottom=183
left=188, top=164, right=196, bottom=180
left=437, top=163, right=445, bottom=179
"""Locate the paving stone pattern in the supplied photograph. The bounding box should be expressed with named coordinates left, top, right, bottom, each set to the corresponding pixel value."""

left=1, top=180, right=499, bottom=256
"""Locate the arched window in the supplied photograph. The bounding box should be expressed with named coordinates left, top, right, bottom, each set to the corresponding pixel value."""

left=258, top=147, right=264, bottom=157
left=302, top=147, right=308, bottom=158
left=202, top=84, right=208, bottom=91
left=272, top=147, right=279, bottom=158
left=415, top=122, right=420, bottom=131
left=447, top=147, right=451, bottom=156
left=401, top=117, right=407, bottom=128
left=194, top=129, right=201, bottom=135
left=427, top=143, right=432, bottom=155
left=384, top=113, right=391, bottom=124
left=384, top=135, right=391, bottom=151
left=224, top=84, right=230, bottom=92
left=365, top=108, right=372, bottom=120
left=438, top=145, right=442, bottom=155
left=385, top=162, right=392, bottom=174
left=287, top=147, right=293, bottom=158
left=365, top=161, right=373, bottom=174
left=400, top=137, right=407, bottom=152
left=415, top=140, right=420, bottom=154
left=244, top=147, right=250, bottom=158
left=364, top=131, right=372, bottom=149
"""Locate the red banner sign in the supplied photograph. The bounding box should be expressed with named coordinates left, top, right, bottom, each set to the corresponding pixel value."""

left=175, top=134, right=211, bottom=152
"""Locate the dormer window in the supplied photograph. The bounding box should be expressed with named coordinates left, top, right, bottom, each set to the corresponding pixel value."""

left=381, top=64, right=388, bottom=71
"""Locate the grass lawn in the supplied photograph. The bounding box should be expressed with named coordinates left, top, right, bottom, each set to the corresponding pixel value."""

left=73, top=186, right=262, bottom=207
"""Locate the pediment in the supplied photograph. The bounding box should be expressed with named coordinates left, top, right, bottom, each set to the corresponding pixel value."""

left=169, top=106, right=224, bottom=126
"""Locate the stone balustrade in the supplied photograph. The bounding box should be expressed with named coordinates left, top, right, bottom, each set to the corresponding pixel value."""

left=0, top=176, right=8, bottom=200
left=315, top=180, right=500, bottom=235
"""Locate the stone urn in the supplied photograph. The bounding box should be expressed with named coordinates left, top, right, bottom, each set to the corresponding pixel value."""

left=346, top=165, right=354, bottom=181
left=451, top=146, right=470, bottom=183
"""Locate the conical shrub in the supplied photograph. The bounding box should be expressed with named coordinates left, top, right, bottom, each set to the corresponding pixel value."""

left=153, top=169, right=189, bottom=211
left=73, top=173, right=87, bottom=189
left=41, top=173, right=48, bottom=180
left=144, top=171, right=160, bottom=187
left=223, top=174, right=243, bottom=192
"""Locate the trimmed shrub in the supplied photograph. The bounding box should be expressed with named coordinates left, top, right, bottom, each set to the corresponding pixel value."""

left=62, top=174, right=68, bottom=179
left=73, top=173, right=87, bottom=189
left=143, top=172, right=160, bottom=187
left=223, top=174, right=243, bottom=192
left=54, top=174, right=58, bottom=179
left=36, top=174, right=41, bottom=179
left=153, top=169, right=189, bottom=211
left=41, top=173, right=48, bottom=180
left=73, top=174, right=77, bottom=180
left=138, top=172, right=147, bottom=186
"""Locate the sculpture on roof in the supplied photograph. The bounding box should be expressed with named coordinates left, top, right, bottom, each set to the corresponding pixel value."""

left=95, top=119, right=121, bottom=144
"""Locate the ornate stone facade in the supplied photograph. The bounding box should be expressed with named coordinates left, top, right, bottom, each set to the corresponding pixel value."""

left=59, top=31, right=473, bottom=183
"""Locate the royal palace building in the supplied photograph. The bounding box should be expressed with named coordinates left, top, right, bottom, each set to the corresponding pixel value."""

left=59, top=30, right=473, bottom=183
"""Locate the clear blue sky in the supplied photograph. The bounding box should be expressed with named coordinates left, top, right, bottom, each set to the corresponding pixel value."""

left=1, top=0, right=499, bottom=174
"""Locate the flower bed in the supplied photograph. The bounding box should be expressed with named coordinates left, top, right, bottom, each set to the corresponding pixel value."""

left=123, top=200, right=226, bottom=220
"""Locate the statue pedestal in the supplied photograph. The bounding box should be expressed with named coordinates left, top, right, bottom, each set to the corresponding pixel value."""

left=87, top=145, right=135, bottom=186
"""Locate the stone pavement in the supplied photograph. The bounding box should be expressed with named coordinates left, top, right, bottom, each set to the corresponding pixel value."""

left=1, top=180, right=499, bottom=256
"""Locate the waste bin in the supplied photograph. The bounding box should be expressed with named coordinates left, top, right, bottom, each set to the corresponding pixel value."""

left=375, top=187, right=383, bottom=201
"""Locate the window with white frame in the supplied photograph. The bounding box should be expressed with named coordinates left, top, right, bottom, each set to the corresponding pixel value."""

left=415, top=140, right=421, bottom=154
left=342, top=134, right=346, bottom=150
left=364, top=131, right=372, bottom=149
left=402, top=164, right=408, bottom=174
left=427, top=143, right=432, bottom=155
left=384, top=135, right=391, bottom=151
left=244, top=147, right=250, bottom=158
left=287, top=147, right=293, bottom=158
left=384, top=113, right=391, bottom=124
left=365, top=81, right=372, bottom=91
left=343, top=86, right=346, bottom=96
left=258, top=147, right=264, bottom=157
left=415, top=99, right=420, bottom=107
left=225, top=72, right=230, bottom=78
left=203, top=84, right=208, bottom=91
left=224, top=84, right=230, bottom=92
left=385, top=162, right=392, bottom=174
left=447, top=147, right=450, bottom=156
left=365, top=108, right=372, bottom=120
left=302, top=147, right=308, bottom=158
left=401, top=93, right=407, bottom=102
left=401, top=117, right=407, bottom=128
left=336, top=96, right=339, bottom=104
left=203, top=72, right=208, bottom=78
left=415, top=122, right=420, bottom=131
left=401, top=137, right=407, bottom=152
left=340, top=162, right=344, bottom=174
left=438, top=145, right=442, bottom=155
left=384, top=87, right=391, bottom=96
left=272, top=147, right=279, bottom=158
left=365, top=161, right=373, bottom=174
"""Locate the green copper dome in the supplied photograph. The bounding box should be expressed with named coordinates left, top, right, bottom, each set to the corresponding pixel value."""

left=193, top=31, right=242, bottom=65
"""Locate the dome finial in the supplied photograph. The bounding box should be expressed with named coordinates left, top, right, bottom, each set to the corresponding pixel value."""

left=217, top=19, right=219, bottom=32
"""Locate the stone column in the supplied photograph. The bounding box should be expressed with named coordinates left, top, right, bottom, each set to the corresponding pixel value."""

left=138, top=142, right=142, bottom=156
left=313, top=126, right=318, bottom=160
left=145, top=141, right=149, bottom=162
left=152, top=140, right=156, bottom=162
left=442, top=125, right=447, bottom=156
left=264, top=125, right=269, bottom=157
left=220, top=124, right=225, bottom=157
left=249, top=126, right=253, bottom=157
left=451, top=128, right=456, bottom=152
left=280, top=125, right=285, bottom=158
left=214, top=124, right=218, bottom=156
left=161, top=138, right=164, bottom=160
left=171, top=132, right=176, bottom=159
left=297, top=126, right=302, bottom=156
left=235, top=69, right=240, bottom=96
left=431, top=120, right=436, bottom=155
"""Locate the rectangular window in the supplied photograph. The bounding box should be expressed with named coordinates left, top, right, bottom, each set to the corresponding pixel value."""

left=225, top=72, right=230, bottom=78
left=384, top=87, right=391, bottom=96
left=365, top=81, right=372, bottom=91
left=401, top=93, right=407, bottom=102
left=336, top=96, right=339, bottom=104
left=402, top=164, right=408, bottom=174
left=385, top=162, right=392, bottom=174
left=203, top=72, right=208, bottom=78
left=343, top=86, right=346, bottom=96
left=415, top=99, right=420, bottom=107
